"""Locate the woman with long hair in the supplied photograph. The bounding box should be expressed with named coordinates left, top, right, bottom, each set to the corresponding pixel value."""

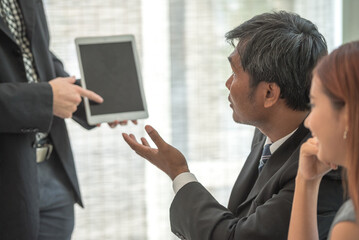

left=288, top=41, right=359, bottom=240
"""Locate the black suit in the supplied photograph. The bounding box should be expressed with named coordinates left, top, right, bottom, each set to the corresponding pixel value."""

left=170, top=124, right=343, bottom=240
left=0, top=0, right=87, bottom=239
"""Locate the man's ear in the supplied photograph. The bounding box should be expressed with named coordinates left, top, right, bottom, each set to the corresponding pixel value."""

left=263, top=82, right=281, bottom=108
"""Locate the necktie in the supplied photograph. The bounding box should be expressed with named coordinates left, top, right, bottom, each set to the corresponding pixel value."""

left=258, top=143, right=272, bottom=173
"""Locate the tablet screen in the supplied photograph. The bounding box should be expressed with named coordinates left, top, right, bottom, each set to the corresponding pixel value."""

left=76, top=35, right=148, bottom=125
left=79, top=42, right=144, bottom=115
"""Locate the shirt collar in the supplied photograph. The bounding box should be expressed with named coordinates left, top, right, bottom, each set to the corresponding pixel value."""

left=264, top=128, right=298, bottom=154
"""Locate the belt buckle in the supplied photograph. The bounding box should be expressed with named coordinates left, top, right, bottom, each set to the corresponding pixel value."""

left=36, top=144, right=53, bottom=163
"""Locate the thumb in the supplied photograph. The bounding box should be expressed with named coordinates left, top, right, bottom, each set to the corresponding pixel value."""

left=145, top=125, right=166, bottom=149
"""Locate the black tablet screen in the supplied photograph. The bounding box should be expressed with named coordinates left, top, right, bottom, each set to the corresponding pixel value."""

left=79, top=42, right=144, bottom=115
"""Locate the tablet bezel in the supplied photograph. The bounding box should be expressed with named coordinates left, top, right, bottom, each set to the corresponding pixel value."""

left=75, top=35, right=148, bottom=125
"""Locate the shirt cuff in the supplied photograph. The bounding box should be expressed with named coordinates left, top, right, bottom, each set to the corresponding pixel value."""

left=172, top=172, right=198, bottom=194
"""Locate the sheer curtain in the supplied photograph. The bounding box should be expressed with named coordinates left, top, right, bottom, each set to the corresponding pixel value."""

left=43, top=0, right=342, bottom=239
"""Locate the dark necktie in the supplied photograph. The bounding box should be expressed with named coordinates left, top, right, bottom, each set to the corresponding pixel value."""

left=258, top=143, right=272, bottom=173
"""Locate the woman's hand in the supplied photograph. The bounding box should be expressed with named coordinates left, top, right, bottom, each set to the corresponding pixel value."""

left=297, top=137, right=337, bottom=181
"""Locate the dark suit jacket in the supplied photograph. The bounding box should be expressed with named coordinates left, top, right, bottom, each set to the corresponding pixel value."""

left=170, top=124, right=343, bottom=240
left=0, top=1, right=89, bottom=239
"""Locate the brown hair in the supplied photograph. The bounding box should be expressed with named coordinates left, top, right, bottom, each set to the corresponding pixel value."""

left=315, top=41, right=359, bottom=219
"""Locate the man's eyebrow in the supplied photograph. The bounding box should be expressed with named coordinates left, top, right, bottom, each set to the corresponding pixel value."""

left=309, top=94, right=315, bottom=99
left=227, top=56, right=232, bottom=63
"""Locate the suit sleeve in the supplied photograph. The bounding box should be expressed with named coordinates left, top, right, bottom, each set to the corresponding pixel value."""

left=170, top=171, right=342, bottom=240
left=170, top=180, right=295, bottom=240
left=51, top=51, right=69, bottom=78
left=0, top=82, right=53, bottom=133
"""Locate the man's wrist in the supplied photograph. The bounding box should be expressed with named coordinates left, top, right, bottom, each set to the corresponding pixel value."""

left=170, top=167, right=190, bottom=180
left=172, top=172, right=197, bottom=194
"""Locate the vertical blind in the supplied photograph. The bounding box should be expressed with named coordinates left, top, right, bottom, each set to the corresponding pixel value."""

left=43, top=0, right=341, bottom=239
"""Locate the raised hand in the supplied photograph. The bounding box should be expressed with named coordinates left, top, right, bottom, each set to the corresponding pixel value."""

left=49, top=77, right=103, bottom=119
left=297, top=137, right=337, bottom=181
left=122, top=125, right=189, bottom=180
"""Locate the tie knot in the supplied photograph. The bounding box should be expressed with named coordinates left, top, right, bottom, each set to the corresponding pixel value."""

left=262, top=143, right=272, bottom=157
left=258, top=143, right=272, bottom=173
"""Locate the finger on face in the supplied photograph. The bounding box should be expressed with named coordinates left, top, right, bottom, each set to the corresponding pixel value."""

left=306, top=137, right=319, bottom=146
left=145, top=125, right=166, bottom=149
left=307, top=137, right=314, bottom=144
left=301, top=139, right=319, bottom=156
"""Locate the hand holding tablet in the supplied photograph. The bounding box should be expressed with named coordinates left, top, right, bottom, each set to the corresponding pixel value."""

left=75, top=35, right=148, bottom=125
left=49, top=76, right=104, bottom=119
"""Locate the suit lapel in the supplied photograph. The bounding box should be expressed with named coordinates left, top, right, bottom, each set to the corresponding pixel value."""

left=0, top=13, right=16, bottom=43
left=230, top=123, right=310, bottom=215
left=244, top=143, right=294, bottom=203
left=228, top=137, right=264, bottom=212
left=0, top=0, right=35, bottom=44
left=18, top=0, right=35, bottom=43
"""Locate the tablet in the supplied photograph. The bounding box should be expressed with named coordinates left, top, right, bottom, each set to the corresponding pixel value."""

left=75, top=35, right=148, bottom=125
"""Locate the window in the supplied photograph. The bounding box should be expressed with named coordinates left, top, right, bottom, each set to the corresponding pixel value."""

left=44, top=0, right=342, bottom=239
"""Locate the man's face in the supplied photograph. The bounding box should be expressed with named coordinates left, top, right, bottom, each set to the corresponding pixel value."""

left=225, top=49, right=261, bottom=125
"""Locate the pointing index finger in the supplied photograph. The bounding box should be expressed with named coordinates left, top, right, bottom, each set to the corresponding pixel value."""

left=77, top=86, right=104, bottom=103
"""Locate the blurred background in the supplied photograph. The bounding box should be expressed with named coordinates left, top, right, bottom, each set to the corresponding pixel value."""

left=43, top=0, right=358, bottom=239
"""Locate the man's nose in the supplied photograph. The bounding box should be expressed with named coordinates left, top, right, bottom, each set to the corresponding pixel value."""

left=225, top=75, right=233, bottom=89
